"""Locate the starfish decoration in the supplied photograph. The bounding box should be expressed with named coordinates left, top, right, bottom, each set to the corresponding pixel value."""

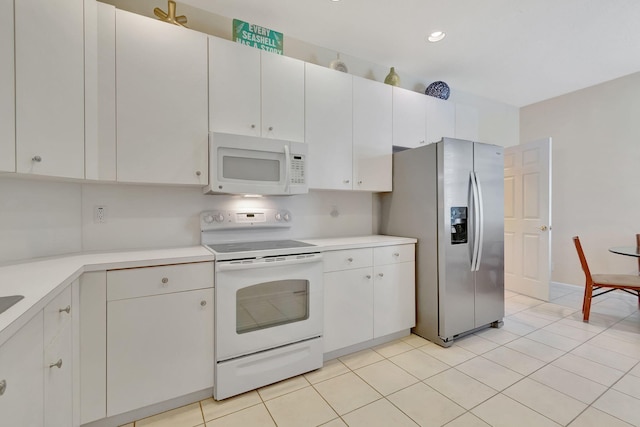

left=154, top=0, right=188, bottom=27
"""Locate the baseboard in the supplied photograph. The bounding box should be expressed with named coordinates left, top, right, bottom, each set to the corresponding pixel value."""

left=322, top=330, right=410, bottom=361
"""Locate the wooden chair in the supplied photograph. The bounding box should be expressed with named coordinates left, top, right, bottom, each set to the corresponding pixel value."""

left=636, top=233, right=640, bottom=274
left=573, top=236, right=640, bottom=322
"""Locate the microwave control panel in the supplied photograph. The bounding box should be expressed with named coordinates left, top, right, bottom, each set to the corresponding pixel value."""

left=290, top=155, right=305, bottom=184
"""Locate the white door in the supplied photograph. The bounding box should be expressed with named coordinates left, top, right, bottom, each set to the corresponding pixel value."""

left=0, top=0, right=14, bottom=172
left=504, top=138, right=552, bottom=300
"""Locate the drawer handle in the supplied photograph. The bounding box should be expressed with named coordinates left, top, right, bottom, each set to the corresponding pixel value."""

left=59, top=305, right=71, bottom=314
left=161, top=277, right=169, bottom=286
left=200, top=300, right=207, bottom=307
left=347, top=257, right=353, bottom=263
left=49, top=359, right=63, bottom=369
left=0, top=379, right=6, bottom=396
left=393, top=252, right=400, bottom=257
left=366, top=275, right=371, bottom=279
left=378, top=273, right=384, bottom=277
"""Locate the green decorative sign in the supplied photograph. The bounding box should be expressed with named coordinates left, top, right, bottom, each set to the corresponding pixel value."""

left=233, top=19, right=283, bottom=55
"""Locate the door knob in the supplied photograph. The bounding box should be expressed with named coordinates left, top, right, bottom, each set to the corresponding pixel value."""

left=539, top=225, right=548, bottom=231
left=59, top=305, right=71, bottom=314
left=49, top=359, right=63, bottom=369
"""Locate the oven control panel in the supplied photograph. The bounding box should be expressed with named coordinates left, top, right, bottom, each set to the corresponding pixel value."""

left=201, top=209, right=292, bottom=230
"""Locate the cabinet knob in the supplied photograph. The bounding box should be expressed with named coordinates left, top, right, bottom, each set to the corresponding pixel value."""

left=195, top=170, right=202, bottom=176
left=32, top=155, right=42, bottom=162
left=268, top=126, right=273, bottom=131
left=358, top=180, right=363, bottom=185
left=59, top=305, right=71, bottom=314
left=0, top=379, right=6, bottom=396
left=419, top=140, right=425, bottom=145
left=200, top=300, right=207, bottom=307
left=343, top=179, right=350, bottom=184
left=393, top=252, right=400, bottom=257
left=161, top=277, right=169, bottom=285
left=347, top=257, right=353, bottom=263
left=366, top=275, right=372, bottom=279
left=378, top=273, right=384, bottom=277
left=49, top=359, right=63, bottom=369
left=250, top=124, right=256, bottom=129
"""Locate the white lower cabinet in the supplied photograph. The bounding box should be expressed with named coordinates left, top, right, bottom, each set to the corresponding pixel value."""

left=323, top=244, right=415, bottom=354
left=0, top=312, right=44, bottom=427
left=105, top=263, right=214, bottom=417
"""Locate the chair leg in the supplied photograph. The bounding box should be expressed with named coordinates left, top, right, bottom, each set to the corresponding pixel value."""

left=582, top=281, right=588, bottom=314
left=583, top=283, right=594, bottom=322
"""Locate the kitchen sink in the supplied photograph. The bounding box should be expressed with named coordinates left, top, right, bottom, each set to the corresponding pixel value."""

left=0, top=295, right=24, bottom=315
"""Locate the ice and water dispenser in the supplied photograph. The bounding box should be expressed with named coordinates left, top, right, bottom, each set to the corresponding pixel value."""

left=450, top=207, right=467, bottom=244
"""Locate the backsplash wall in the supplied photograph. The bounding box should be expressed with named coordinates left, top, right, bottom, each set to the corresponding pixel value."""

left=0, top=175, right=376, bottom=263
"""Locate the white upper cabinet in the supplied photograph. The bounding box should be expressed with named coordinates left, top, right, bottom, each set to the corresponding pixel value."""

left=0, top=0, right=14, bottom=173
left=455, top=103, right=480, bottom=141
left=305, top=63, right=353, bottom=190
left=353, top=76, right=392, bottom=191
left=209, top=37, right=261, bottom=137
left=392, top=86, right=427, bottom=148
left=210, top=37, right=305, bottom=142
left=115, top=10, right=208, bottom=185
left=425, top=96, right=455, bottom=144
left=15, top=0, right=85, bottom=179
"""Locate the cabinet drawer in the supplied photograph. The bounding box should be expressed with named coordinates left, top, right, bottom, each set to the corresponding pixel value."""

left=374, top=244, right=415, bottom=265
left=323, top=248, right=372, bottom=272
left=43, top=285, right=72, bottom=346
left=107, top=262, right=213, bottom=301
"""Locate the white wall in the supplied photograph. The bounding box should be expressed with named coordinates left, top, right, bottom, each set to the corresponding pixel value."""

left=0, top=177, right=82, bottom=263
left=520, top=71, right=640, bottom=285
left=0, top=175, right=374, bottom=263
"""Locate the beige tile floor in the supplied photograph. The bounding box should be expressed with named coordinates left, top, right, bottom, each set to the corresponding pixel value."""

left=124, top=283, right=640, bottom=427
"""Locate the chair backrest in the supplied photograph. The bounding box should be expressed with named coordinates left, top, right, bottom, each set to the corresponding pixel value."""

left=636, top=233, right=640, bottom=273
left=573, top=236, right=593, bottom=282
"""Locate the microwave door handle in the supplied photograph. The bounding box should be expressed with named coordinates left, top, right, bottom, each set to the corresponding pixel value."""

left=284, top=144, right=291, bottom=193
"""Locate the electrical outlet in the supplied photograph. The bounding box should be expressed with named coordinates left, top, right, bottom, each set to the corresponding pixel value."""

left=94, top=206, right=107, bottom=223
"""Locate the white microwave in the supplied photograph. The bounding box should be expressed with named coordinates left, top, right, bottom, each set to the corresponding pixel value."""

left=205, top=132, right=308, bottom=195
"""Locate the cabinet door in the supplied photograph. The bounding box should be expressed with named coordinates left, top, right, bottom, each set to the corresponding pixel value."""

left=261, top=51, right=305, bottom=142
left=106, top=288, right=214, bottom=416
left=373, top=262, right=416, bottom=338
left=305, top=63, right=353, bottom=190
left=392, top=87, right=426, bottom=148
left=0, top=312, right=44, bottom=427
left=425, top=96, right=455, bottom=144
left=15, top=0, right=84, bottom=179
left=353, top=77, right=392, bottom=191
left=116, top=10, right=208, bottom=185
left=209, top=37, right=261, bottom=136
left=44, top=322, right=72, bottom=427
left=0, top=0, right=14, bottom=172
left=455, top=104, right=480, bottom=141
left=324, top=268, right=374, bottom=353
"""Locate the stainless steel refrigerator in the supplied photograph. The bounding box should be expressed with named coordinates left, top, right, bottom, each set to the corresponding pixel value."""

left=381, top=138, right=504, bottom=347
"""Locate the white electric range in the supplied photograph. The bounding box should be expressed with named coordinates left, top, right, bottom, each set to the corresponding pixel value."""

left=201, top=208, right=324, bottom=400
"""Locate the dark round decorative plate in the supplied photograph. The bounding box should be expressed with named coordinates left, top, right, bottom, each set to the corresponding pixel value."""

left=425, top=81, right=450, bottom=100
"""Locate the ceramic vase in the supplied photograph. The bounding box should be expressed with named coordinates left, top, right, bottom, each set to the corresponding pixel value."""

left=384, top=67, right=400, bottom=86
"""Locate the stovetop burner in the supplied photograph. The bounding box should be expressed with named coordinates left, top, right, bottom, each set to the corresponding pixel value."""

left=207, top=239, right=315, bottom=254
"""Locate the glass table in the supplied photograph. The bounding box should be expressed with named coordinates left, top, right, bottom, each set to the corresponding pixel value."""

left=609, top=246, right=640, bottom=257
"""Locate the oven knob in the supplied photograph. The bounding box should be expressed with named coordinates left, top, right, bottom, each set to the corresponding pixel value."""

left=203, top=214, right=214, bottom=224
left=214, top=213, right=224, bottom=222
left=283, top=212, right=291, bottom=222
left=275, top=212, right=282, bottom=221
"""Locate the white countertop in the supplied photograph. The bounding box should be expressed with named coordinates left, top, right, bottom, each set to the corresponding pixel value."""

left=0, top=235, right=416, bottom=347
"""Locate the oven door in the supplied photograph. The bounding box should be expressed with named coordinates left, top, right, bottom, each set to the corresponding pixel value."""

left=215, top=253, right=323, bottom=361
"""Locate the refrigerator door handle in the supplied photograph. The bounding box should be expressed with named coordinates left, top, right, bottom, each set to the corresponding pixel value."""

left=474, top=172, right=485, bottom=271
left=470, top=172, right=481, bottom=271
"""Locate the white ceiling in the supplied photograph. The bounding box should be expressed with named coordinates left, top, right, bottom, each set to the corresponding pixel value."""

left=179, top=0, right=640, bottom=107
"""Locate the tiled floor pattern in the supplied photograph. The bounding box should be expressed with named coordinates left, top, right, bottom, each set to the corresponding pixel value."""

left=125, top=283, right=640, bottom=427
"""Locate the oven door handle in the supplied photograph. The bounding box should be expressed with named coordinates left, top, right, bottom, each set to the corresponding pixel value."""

left=216, top=254, right=322, bottom=271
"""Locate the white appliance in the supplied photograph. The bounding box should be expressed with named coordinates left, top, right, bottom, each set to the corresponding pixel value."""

left=381, top=138, right=504, bottom=347
left=201, top=209, right=323, bottom=400
left=204, top=132, right=308, bottom=196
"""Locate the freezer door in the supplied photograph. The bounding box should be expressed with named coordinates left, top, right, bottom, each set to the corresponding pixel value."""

left=438, top=139, right=475, bottom=339
left=473, top=142, right=505, bottom=327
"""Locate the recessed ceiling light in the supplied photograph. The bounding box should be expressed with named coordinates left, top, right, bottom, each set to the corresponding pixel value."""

left=427, top=31, right=446, bottom=42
